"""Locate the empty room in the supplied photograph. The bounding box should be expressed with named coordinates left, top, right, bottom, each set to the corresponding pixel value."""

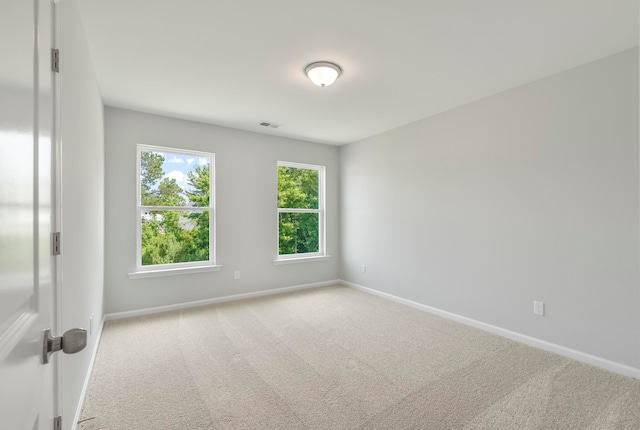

left=1, top=0, right=640, bottom=429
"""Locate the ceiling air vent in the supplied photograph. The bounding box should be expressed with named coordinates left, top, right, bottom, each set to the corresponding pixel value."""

left=259, top=121, right=280, bottom=129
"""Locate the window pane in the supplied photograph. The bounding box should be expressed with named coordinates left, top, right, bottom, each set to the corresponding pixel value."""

left=277, top=166, right=318, bottom=209
left=278, top=212, right=319, bottom=255
left=141, top=210, right=210, bottom=265
left=140, top=150, right=211, bottom=207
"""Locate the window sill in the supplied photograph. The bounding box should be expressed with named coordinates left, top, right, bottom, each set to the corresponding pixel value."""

left=273, top=255, right=331, bottom=265
left=128, top=265, right=222, bottom=279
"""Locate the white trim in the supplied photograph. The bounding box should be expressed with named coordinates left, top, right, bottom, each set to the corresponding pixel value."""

left=141, top=205, right=210, bottom=212
left=340, top=280, right=640, bottom=380
left=128, top=264, right=222, bottom=279
left=277, top=208, right=319, bottom=214
left=51, top=0, right=64, bottom=420
left=105, top=280, right=340, bottom=321
left=136, top=144, right=216, bottom=270
left=70, top=316, right=105, bottom=430
left=277, top=161, right=324, bottom=171
left=273, top=255, right=331, bottom=265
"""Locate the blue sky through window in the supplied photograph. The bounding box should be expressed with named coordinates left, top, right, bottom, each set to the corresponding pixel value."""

left=156, top=151, right=210, bottom=193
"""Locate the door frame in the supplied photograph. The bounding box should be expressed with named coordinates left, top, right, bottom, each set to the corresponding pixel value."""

left=51, top=0, right=63, bottom=421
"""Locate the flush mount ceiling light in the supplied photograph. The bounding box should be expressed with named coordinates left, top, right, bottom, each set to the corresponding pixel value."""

left=304, top=61, right=342, bottom=87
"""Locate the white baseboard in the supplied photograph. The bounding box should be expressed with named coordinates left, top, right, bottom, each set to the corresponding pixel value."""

left=71, top=315, right=106, bottom=430
left=104, top=280, right=340, bottom=321
left=340, top=280, right=640, bottom=380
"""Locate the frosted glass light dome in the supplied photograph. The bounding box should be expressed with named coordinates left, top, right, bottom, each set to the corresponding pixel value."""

left=305, top=62, right=342, bottom=87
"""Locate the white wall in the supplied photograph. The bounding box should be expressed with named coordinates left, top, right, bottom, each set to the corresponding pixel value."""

left=60, top=1, right=104, bottom=428
left=104, top=108, right=339, bottom=314
left=340, top=48, right=640, bottom=369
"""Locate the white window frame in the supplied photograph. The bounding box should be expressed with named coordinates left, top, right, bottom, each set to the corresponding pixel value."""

left=275, top=161, right=328, bottom=264
left=129, top=144, right=220, bottom=279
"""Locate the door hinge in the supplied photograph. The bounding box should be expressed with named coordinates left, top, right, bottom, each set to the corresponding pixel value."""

left=53, top=416, right=62, bottom=430
left=51, top=48, right=59, bottom=73
left=52, top=232, right=61, bottom=255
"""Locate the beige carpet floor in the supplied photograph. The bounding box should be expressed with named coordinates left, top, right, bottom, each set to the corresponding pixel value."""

left=78, top=285, right=640, bottom=429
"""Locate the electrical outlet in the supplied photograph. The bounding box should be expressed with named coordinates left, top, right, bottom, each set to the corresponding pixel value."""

left=234, top=270, right=240, bottom=280
left=361, top=265, right=366, bottom=273
left=533, top=301, right=545, bottom=316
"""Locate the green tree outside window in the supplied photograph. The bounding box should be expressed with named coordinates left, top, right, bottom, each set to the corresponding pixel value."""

left=139, top=148, right=213, bottom=267
left=277, top=163, right=324, bottom=256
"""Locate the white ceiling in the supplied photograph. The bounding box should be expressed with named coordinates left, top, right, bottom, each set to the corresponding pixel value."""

left=77, top=0, right=638, bottom=145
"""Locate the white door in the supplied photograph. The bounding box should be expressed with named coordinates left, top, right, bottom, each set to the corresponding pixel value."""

left=0, top=0, right=58, bottom=429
